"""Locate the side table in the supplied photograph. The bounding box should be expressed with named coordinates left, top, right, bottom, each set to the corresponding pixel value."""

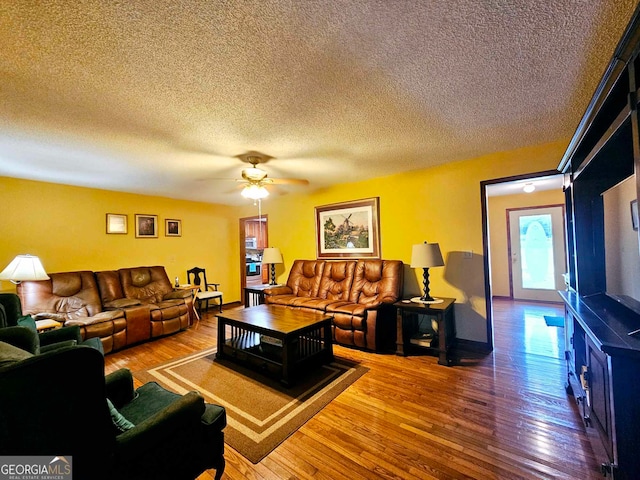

left=394, top=297, right=456, bottom=366
left=243, top=284, right=282, bottom=308
left=174, top=284, right=201, bottom=325
left=35, top=319, right=62, bottom=332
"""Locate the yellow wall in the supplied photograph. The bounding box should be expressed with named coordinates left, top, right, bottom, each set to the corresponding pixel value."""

left=241, top=140, right=567, bottom=342
left=0, top=177, right=240, bottom=300
left=487, top=189, right=565, bottom=297
left=1, top=139, right=566, bottom=343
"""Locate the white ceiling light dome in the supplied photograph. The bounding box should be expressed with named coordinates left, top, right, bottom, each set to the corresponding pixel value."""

left=241, top=184, right=269, bottom=199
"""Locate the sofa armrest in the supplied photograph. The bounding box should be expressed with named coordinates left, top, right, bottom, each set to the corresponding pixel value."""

left=114, top=391, right=205, bottom=459
left=361, top=301, right=382, bottom=311
left=64, top=309, right=125, bottom=327
left=105, top=368, right=136, bottom=407
left=40, top=339, right=78, bottom=353
left=263, top=286, right=292, bottom=296
left=163, top=290, right=192, bottom=300
left=377, top=294, right=400, bottom=305
left=0, top=326, right=39, bottom=354
left=33, top=312, right=67, bottom=322
left=39, top=325, right=82, bottom=346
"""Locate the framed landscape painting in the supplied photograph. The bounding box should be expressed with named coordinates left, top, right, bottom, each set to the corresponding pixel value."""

left=315, top=197, right=380, bottom=259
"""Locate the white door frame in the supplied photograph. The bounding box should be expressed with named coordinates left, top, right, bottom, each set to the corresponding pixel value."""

left=507, top=205, right=566, bottom=302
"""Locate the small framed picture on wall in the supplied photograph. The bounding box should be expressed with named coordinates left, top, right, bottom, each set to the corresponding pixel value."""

left=631, top=199, right=638, bottom=231
left=135, top=214, right=158, bottom=238
left=106, top=213, right=128, bottom=234
left=165, top=219, right=182, bottom=237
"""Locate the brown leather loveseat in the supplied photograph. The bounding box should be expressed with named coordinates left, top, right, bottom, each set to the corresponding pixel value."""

left=264, top=259, right=403, bottom=352
left=18, top=266, right=193, bottom=354
left=97, top=266, right=191, bottom=337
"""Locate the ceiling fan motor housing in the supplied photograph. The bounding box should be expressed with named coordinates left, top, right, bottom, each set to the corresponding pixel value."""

left=242, top=166, right=268, bottom=182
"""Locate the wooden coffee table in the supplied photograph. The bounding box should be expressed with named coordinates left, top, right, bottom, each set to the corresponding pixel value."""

left=216, top=304, right=334, bottom=386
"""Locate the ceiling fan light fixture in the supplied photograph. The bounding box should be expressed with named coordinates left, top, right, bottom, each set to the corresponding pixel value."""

left=242, top=166, right=268, bottom=182
left=241, top=184, right=269, bottom=200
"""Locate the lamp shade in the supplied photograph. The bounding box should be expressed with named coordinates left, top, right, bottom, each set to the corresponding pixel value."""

left=0, top=254, right=50, bottom=282
left=241, top=184, right=269, bottom=199
left=410, top=243, right=444, bottom=268
left=262, top=247, right=283, bottom=265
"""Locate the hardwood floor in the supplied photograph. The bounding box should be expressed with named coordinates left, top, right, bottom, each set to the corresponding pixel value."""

left=104, top=299, right=603, bottom=479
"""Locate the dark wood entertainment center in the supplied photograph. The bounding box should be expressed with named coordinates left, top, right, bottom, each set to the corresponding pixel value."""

left=559, top=5, right=640, bottom=479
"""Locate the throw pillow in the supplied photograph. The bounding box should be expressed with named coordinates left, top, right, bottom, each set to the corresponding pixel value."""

left=106, top=398, right=135, bottom=434
left=0, top=340, right=34, bottom=367
left=17, top=315, right=37, bottom=332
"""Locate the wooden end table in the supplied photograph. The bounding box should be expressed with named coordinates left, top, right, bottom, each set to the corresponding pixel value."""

left=216, top=304, right=333, bottom=386
left=394, top=297, right=456, bottom=366
left=243, top=284, right=282, bottom=308
left=35, top=319, right=62, bottom=332
left=174, top=284, right=201, bottom=325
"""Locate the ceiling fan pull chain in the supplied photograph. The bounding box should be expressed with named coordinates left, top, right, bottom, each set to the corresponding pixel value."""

left=257, top=199, right=263, bottom=247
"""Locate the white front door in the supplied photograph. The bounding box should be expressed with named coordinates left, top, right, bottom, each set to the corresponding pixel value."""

left=508, top=206, right=566, bottom=302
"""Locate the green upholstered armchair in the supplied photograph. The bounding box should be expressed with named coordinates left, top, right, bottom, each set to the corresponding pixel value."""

left=0, top=344, right=226, bottom=480
left=0, top=292, right=103, bottom=353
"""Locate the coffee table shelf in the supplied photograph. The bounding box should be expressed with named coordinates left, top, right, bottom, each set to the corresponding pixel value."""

left=217, top=305, right=333, bottom=386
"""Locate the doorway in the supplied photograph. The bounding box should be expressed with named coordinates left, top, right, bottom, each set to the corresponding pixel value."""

left=239, top=215, right=268, bottom=290
left=481, top=170, right=565, bottom=351
left=508, top=205, right=566, bottom=302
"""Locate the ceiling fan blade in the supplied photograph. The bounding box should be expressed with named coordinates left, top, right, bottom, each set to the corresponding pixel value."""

left=269, top=178, right=310, bottom=186
left=196, top=176, right=237, bottom=182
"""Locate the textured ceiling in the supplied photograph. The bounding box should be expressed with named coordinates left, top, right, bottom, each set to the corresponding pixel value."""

left=0, top=1, right=637, bottom=205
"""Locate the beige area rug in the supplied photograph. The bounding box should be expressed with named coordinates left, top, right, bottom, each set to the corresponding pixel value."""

left=136, top=347, right=368, bottom=463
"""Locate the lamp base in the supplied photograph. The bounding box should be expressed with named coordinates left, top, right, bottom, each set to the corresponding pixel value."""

left=269, top=264, right=277, bottom=285
left=410, top=296, right=444, bottom=304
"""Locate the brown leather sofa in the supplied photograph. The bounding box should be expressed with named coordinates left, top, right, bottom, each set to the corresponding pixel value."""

left=18, top=266, right=192, bottom=354
left=264, top=259, right=403, bottom=352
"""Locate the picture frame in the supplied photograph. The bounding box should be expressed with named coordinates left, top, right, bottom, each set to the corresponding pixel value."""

left=135, top=214, right=158, bottom=238
left=165, top=218, right=182, bottom=237
left=631, top=199, right=638, bottom=231
left=315, top=197, right=380, bottom=259
left=106, top=213, right=128, bottom=234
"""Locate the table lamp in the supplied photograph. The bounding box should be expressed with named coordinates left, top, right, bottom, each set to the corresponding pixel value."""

left=261, top=247, right=283, bottom=285
left=410, top=242, right=444, bottom=304
left=0, top=254, right=50, bottom=284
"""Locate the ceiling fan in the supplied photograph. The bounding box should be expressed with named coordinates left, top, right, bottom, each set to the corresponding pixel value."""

left=236, top=154, right=309, bottom=199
